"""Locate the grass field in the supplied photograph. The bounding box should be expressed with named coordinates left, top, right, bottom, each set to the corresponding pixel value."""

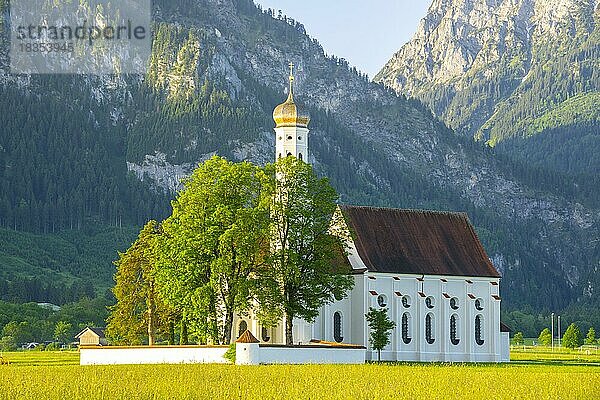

left=0, top=350, right=598, bottom=399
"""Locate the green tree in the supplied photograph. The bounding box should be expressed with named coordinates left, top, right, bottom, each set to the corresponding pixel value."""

left=157, top=156, right=271, bottom=344
left=264, top=157, right=354, bottom=345
left=365, top=307, right=396, bottom=361
left=538, top=328, right=552, bottom=346
left=562, top=323, right=583, bottom=349
left=53, top=321, right=72, bottom=344
left=1, top=321, right=30, bottom=344
left=584, top=327, right=596, bottom=345
left=0, top=336, right=17, bottom=352
left=107, top=220, right=175, bottom=346
left=513, top=331, right=524, bottom=346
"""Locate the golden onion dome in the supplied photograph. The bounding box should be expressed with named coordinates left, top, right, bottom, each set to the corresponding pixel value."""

left=273, top=64, right=310, bottom=128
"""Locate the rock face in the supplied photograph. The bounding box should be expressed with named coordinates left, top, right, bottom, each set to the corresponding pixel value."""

left=0, top=0, right=599, bottom=311
left=375, top=0, right=600, bottom=146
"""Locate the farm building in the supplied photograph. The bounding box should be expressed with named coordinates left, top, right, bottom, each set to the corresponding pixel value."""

left=76, top=327, right=108, bottom=346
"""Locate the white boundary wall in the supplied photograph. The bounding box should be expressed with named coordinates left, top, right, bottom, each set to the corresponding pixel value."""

left=80, top=344, right=366, bottom=366
left=80, top=346, right=229, bottom=365
left=256, top=345, right=365, bottom=365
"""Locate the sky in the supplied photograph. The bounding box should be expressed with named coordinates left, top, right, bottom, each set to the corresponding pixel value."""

left=254, top=1, right=432, bottom=78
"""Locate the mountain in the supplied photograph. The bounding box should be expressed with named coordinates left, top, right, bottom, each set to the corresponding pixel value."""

left=0, top=0, right=598, bottom=317
left=375, top=0, right=600, bottom=176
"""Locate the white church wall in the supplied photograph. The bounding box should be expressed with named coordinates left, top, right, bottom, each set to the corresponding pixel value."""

left=80, top=346, right=229, bottom=366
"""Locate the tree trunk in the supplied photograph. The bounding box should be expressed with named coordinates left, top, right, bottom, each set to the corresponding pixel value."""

left=377, top=349, right=381, bottom=362
left=180, top=317, right=188, bottom=345
left=147, top=284, right=155, bottom=346
left=169, top=321, right=175, bottom=345
left=285, top=314, right=294, bottom=346
left=223, top=311, right=234, bottom=345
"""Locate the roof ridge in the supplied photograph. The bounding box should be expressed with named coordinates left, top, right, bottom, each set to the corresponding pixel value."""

left=340, top=204, right=468, bottom=217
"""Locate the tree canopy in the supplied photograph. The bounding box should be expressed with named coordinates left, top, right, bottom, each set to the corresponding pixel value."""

left=156, top=156, right=271, bottom=344
left=262, top=157, right=354, bottom=345
left=366, top=307, right=396, bottom=361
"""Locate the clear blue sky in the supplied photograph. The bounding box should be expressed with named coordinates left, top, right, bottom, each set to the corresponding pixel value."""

left=254, top=1, right=432, bottom=78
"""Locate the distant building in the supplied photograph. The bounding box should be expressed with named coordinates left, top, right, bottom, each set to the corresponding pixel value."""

left=76, top=327, right=108, bottom=346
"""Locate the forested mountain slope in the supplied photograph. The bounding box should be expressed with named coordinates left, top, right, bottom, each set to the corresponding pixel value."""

left=0, top=0, right=597, bottom=316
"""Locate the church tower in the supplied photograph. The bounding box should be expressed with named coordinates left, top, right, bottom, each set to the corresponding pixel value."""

left=273, top=63, right=310, bottom=162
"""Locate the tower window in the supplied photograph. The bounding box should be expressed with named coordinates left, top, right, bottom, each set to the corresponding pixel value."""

left=333, top=312, right=343, bottom=343
left=287, top=135, right=293, bottom=140
left=402, top=312, right=411, bottom=344
left=298, top=136, right=302, bottom=140
left=450, top=314, right=460, bottom=345
left=238, top=320, right=248, bottom=338
left=298, top=153, right=303, bottom=161
left=287, top=152, right=292, bottom=157
left=425, top=313, right=435, bottom=344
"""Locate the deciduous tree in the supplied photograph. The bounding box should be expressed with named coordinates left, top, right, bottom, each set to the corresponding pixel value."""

left=513, top=331, right=524, bottom=346
left=366, top=307, right=396, bottom=361
left=156, top=157, right=271, bottom=344
left=562, top=323, right=583, bottom=349
left=106, top=220, right=174, bottom=345
left=263, top=157, right=354, bottom=345
left=584, top=327, right=596, bottom=345
left=538, top=328, right=552, bottom=346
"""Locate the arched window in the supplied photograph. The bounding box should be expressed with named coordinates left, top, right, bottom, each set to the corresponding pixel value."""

left=333, top=312, right=343, bottom=343
left=402, top=312, right=411, bottom=344
left=425, top=313, right=435, bottom=344
left=298, top=153, right=303, bottom=161
left=278, top=153, right=282, bottom=159
left=287, top=152, right=292, bottom=157
left=402, top=295, right=411, bottom=308
left=425, top=296, right=435, bottom=309
left=450, top=314, right=460, bottom=345
left=238, top=320, right=248, bottom=338
left=287, top=135, right=293, bottom=140
left=450, top=297, right=459, bottom=310
left=377, top=294, right=387, bottom=308
left=475, top=315, right=484, bottom=345
left=261, top=326, right=270, bottom=342
left=298, top=136, right=302, bottom=141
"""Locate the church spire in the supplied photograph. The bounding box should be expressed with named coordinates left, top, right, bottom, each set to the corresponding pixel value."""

left=273, top=62, right=310, bottom=162
left=287, top=62, right=295, bottom=102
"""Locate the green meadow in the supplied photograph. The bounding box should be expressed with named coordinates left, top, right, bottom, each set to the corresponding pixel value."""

left=0, top=349, right=598, bottom=399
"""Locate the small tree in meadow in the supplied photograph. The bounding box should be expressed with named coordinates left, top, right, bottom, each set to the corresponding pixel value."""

left=513, top=332, right=524, bottom=346
left=562, top=323, right=583, bottom=349
left=584, top=327, right=596, bottom=345
left=366, top=307, right=396, bottom=362
left=538, top=328, right=552, bottom=346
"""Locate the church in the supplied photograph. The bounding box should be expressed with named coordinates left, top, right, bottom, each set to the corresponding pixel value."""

left=234, top=66, right=510, bottom=363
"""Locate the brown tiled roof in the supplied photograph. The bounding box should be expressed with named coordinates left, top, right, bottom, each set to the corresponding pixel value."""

left=340, top=205, right=500, bottom=278
left=236, top=330, right=259, bottom=343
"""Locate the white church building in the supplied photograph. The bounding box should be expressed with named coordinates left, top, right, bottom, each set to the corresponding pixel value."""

left=234, top=67, right=510, bottom=363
